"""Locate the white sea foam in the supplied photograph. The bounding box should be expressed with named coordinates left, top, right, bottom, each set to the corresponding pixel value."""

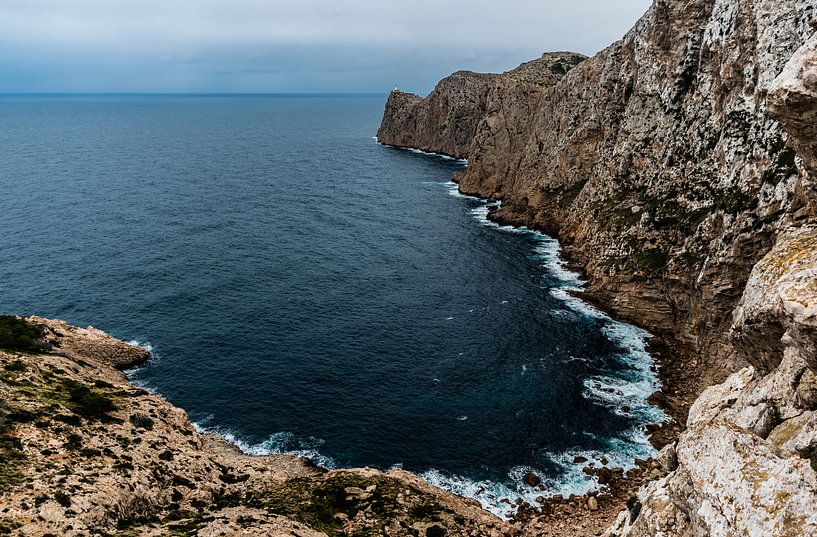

left=407, top=158, right=670, bottom=516
left=374, top=139, right=469, bottom=165
left=157, top=142, right=669, bottom=522
left=405, top=147, right=468, bottom=164
left=191, top=422, right=338, bottom=470
left=123, top=339, right=157, bottom=381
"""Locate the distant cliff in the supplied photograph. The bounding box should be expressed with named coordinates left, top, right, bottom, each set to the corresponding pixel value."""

left=377, top=52, right=586, bottom=160
left=381, top=0, right=815, bottom=395
left=380, top=0, right=817, bottom=535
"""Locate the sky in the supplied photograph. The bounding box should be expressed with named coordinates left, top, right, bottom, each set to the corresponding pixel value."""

left=0, top=0, right=652, bottom=94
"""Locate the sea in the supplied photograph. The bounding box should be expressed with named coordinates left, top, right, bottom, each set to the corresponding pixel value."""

left=0, top=94, right=665, bottom=517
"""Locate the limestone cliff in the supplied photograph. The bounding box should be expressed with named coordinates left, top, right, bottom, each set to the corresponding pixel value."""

left=381, top=1, right=815, bottom=391
left=606, top=31, right=817, bottom=537
left=377, top=52, right=586, bottom=160
left=379, top=0, right=817, bottom=535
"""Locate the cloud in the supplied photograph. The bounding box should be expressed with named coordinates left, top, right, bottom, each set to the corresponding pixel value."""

left=0, top=0, right=652, bottom=92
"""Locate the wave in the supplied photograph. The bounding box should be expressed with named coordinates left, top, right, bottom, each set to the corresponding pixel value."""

left=420, top=433, right=656, bottom=519
left=191, top=421, right=338, bottom=470
left=123, top=339, right=158, bottom=381
left=120, top=143, right=668, bottom=521
left=374, top=139, right=468, bottom=165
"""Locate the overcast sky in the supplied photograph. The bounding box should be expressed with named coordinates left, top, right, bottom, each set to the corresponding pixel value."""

left=0, top=0, right=652, bottom=94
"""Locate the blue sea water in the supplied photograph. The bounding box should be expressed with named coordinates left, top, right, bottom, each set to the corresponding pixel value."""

left=0, top=94, right=664, bottom=516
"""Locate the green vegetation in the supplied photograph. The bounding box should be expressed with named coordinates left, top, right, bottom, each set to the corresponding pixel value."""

left=246, top=473, right=453, bottom=536
left=0, top=316, right=50, bottom=353
left=0, top=520, right=22, bottom=535
left=54, top=491, right=72, bottom=508
left=58, top=379, right=117, bottom=420
left=0, top=403, right=27, bottom=493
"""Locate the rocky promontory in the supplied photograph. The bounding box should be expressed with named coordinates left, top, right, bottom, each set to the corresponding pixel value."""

left=377, top=52, right=586, bottom=160
left=0, top=316, right=508, bottom=536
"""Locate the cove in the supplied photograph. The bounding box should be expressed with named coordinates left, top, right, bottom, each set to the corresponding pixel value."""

left=0, top=94, right=664, bottom=515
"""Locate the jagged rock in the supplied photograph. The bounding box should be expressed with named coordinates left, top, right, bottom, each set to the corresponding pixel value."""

left=379, top=1, right=817, bottom=535
left=522, top=472, right=542, bottom=487
left=597, top=467, right=612, bottom=485
left=380, top=0, right=816, bottom=390
left=29, top=316, right=151, bottom=368
left=656, top=444, right=677, bottom=472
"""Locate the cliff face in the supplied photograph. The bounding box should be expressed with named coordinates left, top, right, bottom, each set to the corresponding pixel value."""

left=381, top=0, right=816, bottom=390
left=608, top=31, right=817, bottom=537
left=459, top=0, right=816, bottom=383
left=376, top=52, right=586, bottom=159
left=0, top=318, right=508, bottom=536
left=379, top=0, right=817, bottom=535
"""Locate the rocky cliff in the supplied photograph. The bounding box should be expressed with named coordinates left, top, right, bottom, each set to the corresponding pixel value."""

left=606, top=30, right=817, bottom=537
left=377, top=52, right=586, bottom=160
left=380, top=0, right=817, bottom=535
left=381, top=0, right=815, bottom=388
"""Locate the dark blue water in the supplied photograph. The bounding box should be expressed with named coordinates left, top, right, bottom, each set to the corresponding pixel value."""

left=0, top=95, right=662, bottom=514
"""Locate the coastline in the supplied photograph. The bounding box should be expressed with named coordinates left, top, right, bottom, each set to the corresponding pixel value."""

left=385, top=139, right=682, bottom=441
left=0, top=316, right=511, bottom=536
left=113, top=139, right=680, bottom=531
left=374, top=141, right=679, bottom=531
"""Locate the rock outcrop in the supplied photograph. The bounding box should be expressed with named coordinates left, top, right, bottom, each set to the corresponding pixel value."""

left=377, top=52, right=586, bottom=160
left=607, top=223, right=817, bottom=536
left=0, top=317, right=509, bottom=536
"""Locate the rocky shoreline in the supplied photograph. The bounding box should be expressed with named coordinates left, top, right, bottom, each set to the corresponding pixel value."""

left=3, top=0, right=817, bottom=535
left=0, top=316, right=512, bottom=536
left=378, top=0, right=817, bottom=534
left=0, top=314, right=686, bottom=537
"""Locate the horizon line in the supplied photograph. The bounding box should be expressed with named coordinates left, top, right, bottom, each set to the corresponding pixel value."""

left=0, top=91, right=390, bottom=97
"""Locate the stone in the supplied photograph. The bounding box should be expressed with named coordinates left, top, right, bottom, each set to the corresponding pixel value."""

left=587, top=497, right=599, bottom=511
left=656, top=444, right=677, bottom=472
left=597, top=467, right=612, bottom=485
left=522, top=472, right=542, bottom=487
left=0, top=318, right=511, bottom=536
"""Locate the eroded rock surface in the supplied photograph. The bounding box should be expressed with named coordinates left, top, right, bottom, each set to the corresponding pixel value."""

left=606, top=220, right=817, bottom=536
left=379, top=1, right=817, bottom=535
left=381, top=0, right=816, bottom=391
left=376, top=52, right=586, bottom=160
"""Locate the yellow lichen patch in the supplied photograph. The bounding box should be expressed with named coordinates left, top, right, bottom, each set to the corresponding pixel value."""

left=763, top=228, right=817, bottom=280
left=767, top=414, right=809, bottom=449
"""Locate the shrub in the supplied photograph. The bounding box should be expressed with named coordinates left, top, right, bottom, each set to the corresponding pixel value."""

left=0, top=316, right=50, bottom=353
left=63, top=380, right=116, bottom=420
left=54, top=492, right=72, bottom=508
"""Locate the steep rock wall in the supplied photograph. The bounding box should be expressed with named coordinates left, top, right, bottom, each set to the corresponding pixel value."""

left=459, top=0, right=816, bottom=385
left=379, top=0, right=816, bottom=394
left=376, top=53, right=586, bottom=159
